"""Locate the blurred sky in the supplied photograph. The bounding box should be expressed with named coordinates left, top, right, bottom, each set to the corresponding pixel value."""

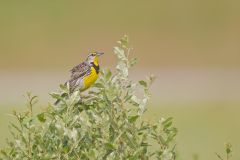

left=0, top=0, right=240, bottom=70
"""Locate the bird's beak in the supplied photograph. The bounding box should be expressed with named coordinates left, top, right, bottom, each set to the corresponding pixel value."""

left=96, top=52, right=104, bottom=56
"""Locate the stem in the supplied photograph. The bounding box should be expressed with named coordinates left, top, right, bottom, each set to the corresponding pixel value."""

left=126, top=48, right=131, bottom=59
left=215, top=153, right=224, bottom=160
left=28, top=130, right=32, bottom=159
left=27, top=95, right=35, bottom=159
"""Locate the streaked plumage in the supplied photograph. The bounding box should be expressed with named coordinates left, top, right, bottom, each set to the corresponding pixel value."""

left=68, top=61, right=91, bottom=93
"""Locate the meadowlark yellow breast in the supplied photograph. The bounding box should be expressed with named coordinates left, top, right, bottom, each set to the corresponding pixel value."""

left=67, top=51, right=104, bottom=93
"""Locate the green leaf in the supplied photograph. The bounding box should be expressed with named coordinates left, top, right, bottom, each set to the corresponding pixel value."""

left=215, top=153, right=224, bottom=160
left=116, top=62, right=128, bottom=77
left=105, top=143, right=115, bottom=150
left=130, top=95, right=140, bottom=106
left=59, top=84, right=69, bottom=93
left=162, top=117, right=173, bottom=126
left=105, top=69, right=112, bottom=80
left=49, top=92, right=62, bottom=99
left=149, top=75, right=156, bottom=83
left=124, top=93, right=132, bottom=102
left=163, top=121, right=172, bottom=131
left=117, top=35, right=129, bottom=49
left=10, top=122, right=21, bottom=133
left=37, top=113, right=46, bottom=123
left=141, top=142, right=150, bottom=146
left=225, top=143, right=232, bottom=154
left=114, top=47, right=127, bottom=61
left=163, top=117, right=173, bottom=131
left=128, top=115, right=139, bottom=123
left=60, top=84, right=66, bottom=89
left=94, top=83, right=104, bottom=88
left=139, top=80, right=147, bottom=88
left=130, top=57, right=137, bottom=67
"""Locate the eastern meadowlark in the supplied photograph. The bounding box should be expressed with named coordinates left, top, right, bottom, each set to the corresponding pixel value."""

left=54, top=51, right=104, bottom=105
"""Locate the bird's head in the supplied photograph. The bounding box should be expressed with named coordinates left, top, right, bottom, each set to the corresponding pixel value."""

left=86, top=51, right=104, bottom=66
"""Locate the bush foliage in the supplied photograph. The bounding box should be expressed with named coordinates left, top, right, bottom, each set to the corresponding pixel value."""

left=1, top=36, right=177, bottom=160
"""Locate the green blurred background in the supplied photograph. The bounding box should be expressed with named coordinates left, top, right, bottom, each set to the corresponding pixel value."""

left=0, top=0, right=240, bottom=159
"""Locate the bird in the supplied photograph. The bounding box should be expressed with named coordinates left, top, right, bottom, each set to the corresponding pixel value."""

left=54, top=51, right=104, bottom=105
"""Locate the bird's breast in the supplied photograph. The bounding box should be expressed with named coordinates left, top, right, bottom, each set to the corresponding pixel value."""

left=82, top=67, right=99, bottom=91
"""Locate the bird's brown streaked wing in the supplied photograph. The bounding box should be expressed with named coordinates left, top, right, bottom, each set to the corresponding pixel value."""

left=70, top=61, right=88, bottom=73
left=67, top=61, right=90, bottom=93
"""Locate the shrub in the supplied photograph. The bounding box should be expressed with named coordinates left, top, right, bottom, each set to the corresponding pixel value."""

left=0, top=36, right=177, bottom=160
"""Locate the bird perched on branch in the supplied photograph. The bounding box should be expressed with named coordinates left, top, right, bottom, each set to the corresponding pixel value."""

left=54, top=51, right=104, bottom=105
